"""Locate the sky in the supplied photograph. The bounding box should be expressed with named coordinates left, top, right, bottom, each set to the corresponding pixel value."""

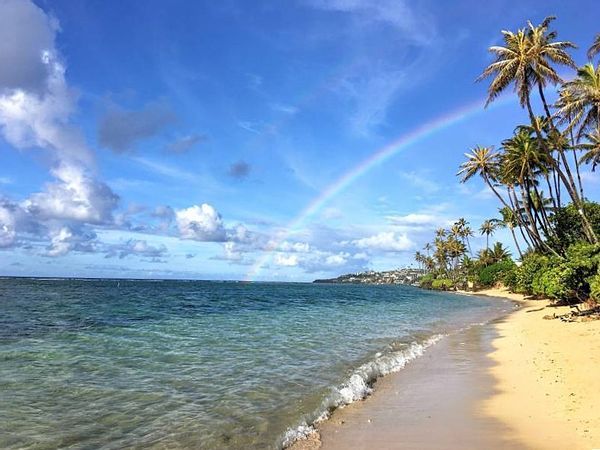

left=0, top=0, right=599, bottom=281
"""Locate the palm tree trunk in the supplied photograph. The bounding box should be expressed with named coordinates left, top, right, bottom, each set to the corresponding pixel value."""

left=507, top=184, right=538, bottom=251
left=525, top=94, right=597, bottom=244
left=544, top=173, right=558, bottom=210
left=567, top=114, right=586, bottom=200
left=510, top=226, right=524, bottom=259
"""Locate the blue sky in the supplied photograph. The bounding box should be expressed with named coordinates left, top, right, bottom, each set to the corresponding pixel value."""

left=1, top=0, right=599, bottom=281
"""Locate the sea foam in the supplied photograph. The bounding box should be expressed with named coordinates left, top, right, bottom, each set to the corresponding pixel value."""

left=281, top=334, right=444, bottom=448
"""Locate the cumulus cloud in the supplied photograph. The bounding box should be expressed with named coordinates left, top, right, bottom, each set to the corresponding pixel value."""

left=165, top=134, right=207, bottom=154
left=228, top=161, right=251, bottom=179
left=352, top=231, right=414, bottom=252
left=274, top=253, right=299, bottom=267
left=0, top=201, right=18, bottom=248
left=0, top=0, right=59, bottom=94
left=0, top=50, right=93, bottom=168
left=105, top=239, right=168, bottom=260
left=0, top=0, right=119, bottom=256
left=45, top=225, right=97, bottom=257
left=295, top=250, right=369, bottom=274
left=98, top=101, right=176, bottom=153
left=25, top=164, right=118, bottom=224
left=176, top=204, right=227, bottom=242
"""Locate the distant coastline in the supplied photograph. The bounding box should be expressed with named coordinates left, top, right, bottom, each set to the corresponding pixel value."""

left=313, top=268, right=425, bottom=285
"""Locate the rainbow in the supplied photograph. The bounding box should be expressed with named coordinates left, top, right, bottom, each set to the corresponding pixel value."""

left=245, top=95, right=513, bottom=281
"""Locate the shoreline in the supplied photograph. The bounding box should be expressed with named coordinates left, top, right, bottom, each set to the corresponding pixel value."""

left=291, top=287, right=600, bottom=449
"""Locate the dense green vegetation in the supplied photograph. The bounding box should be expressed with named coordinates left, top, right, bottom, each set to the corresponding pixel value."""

left=414, top=18, right=600, bottom=306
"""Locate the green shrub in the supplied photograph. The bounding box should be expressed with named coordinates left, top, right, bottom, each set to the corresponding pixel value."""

left=533, top=265, right=573, bottom=299
left=588, top=271, right=600, bottom=305
left=514, top=253, right=551, bottom=294
left=547, top=202, right=600, bottom=252
left=418, top=273, right=435, bottom=289
left=431, top=278, right=454, bottom=290
left=514, top=243, right=600, bottom=302
left=502, top=265, right=518, bottom=291
left=477, top=259, right=516, bottom=287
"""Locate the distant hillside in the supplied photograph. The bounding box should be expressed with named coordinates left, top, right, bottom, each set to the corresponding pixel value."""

left=313, top=268, right=425, bottom=285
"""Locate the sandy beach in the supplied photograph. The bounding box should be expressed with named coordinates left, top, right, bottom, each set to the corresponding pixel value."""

left=293, top=288, right=600, bottom=449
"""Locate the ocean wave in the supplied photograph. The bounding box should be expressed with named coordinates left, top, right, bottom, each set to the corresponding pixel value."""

left=280, top=333, right=444, bottom=448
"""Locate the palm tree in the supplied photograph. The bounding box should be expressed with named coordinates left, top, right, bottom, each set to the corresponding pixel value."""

left=589, top=33, right=600, bottom=61
left=478, top=17, right=575, bottom=120
left=458, top=146, right=514, bottom=208
left=414, top=251, right=425, bottom=270
left=555, top=89, right=585, bottom=200
left=557, top=63, right=600, bottom=140
left=579, top=130, right=600, bottom=171
left=497, top=207, right=524, bottom=258
left=478, top=18, right=594, bottom=242
left=445, top=236, right=466, bottom=282
left=490, top=242, right=512, bottom=262
left=501, top=129, right=554, bottom=244
left=480, top=220, right=497, bottom=250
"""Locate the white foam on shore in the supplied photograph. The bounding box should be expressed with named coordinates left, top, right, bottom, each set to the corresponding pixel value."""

left=280, top=334, right=444, bottom=448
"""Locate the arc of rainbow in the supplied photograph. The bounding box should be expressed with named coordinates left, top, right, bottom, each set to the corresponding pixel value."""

left=245, top=95, right=513, bottom=281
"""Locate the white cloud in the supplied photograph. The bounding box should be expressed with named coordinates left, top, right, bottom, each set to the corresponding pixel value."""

left=352, top=231, right=414, bottom=252
left=0, top=1, right=119, bottom=256
left=45, top=225, right=97, bottom=257
left=105, top=239, right=168, bottom=260
left=176, top=204, right=227, bottom=242
left=269, top=240, right=311, bottom=253
left=0, top=54, right=93, bottom=168
left=0, top=202, right=17, bottom=248
left=25, top=163, right=118, bottom=224
left=274, top=253, right=299, bottom=267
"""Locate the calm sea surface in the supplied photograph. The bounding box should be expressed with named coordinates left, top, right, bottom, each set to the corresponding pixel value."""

left=0, top=278, right=511, bottom=449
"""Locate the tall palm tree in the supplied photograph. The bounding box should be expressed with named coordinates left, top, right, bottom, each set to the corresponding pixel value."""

left=478, top=17, right=575, bottom=121
left=414, top=251, right=425, bottom=270
left=497, top=207, right=524, bottom=258
left=556, top=89, right=585, bottom=200
left=557, top=63, right=600, bottom=140
left=478, top=18, right=594, bottom=242
left=501, top=129, right=554, bottom=243
left=589, top=33, right=600, bottom=61
left=480, top=220, right=497, bottom=250
left=526, top=17, right=577, bottom=118
left=579, top=130, right=600, bottom=171
left=458, top=146, right=512, bottom=209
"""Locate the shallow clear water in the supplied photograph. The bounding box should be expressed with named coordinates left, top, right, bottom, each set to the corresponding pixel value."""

left=0, top=278, right=511, bottom=449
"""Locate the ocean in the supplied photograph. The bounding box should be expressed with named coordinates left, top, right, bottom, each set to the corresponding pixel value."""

left=0, top=278, right=512, bottom=449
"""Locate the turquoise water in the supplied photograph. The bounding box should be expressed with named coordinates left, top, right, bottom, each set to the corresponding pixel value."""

left=0, top=278, right=511, bottom=449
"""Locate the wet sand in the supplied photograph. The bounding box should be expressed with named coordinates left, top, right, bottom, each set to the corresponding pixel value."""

left=292, top=288, right=600, bottom=449
left=317, top=319, right=525, bottom=450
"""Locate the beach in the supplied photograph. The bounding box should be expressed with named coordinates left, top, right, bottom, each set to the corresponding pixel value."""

left=295, top=288, right=600, bottom=449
